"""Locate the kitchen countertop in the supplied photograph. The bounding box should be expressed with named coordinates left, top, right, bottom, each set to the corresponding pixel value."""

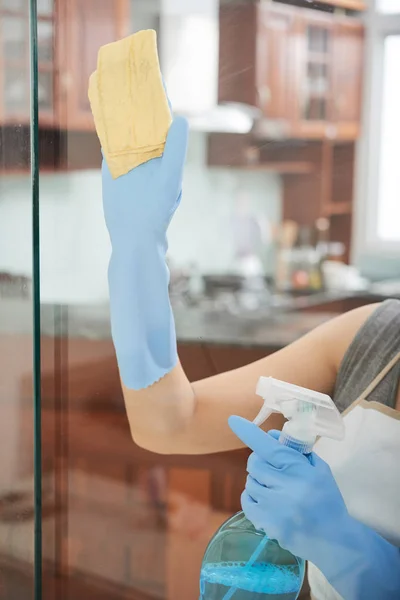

left=1, top=286, right=395, bottom=349
left=175, top=307, right=338, bottom=348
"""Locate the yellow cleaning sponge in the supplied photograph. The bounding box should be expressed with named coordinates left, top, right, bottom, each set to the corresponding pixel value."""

left=88, top=29, right=172, bottom=179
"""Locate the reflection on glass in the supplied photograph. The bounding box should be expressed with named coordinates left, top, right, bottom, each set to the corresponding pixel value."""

left=2, top=16, right=26, bottom=59
left=38, top=70, right=53, bottom=111
left=4, top=67, right=29, bottom=115
left=38, top=20, right=53, bottom=63
left=33, top=0, right=246, bottom=596
left=0, top=14, right=34, bottom=599
left=1, top=0, right=26, bottom=12
left=37, top=0, right=54, bottom=17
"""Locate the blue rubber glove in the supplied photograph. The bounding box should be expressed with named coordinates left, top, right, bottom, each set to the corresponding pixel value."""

left=229, top=416, right=400, bottom=600
left=102, top=115, right=189, bottom=389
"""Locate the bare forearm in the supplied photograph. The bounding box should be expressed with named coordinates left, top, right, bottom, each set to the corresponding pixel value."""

left=123, top=339, right=330, bottom=455
left=121, top=304, right=379, bottom=455
left=122, top=360, right=264, bottom=454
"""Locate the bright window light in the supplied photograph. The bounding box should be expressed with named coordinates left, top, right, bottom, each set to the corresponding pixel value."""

left=378, top=0, right=400, bottom=13
left=377, top=35, right=400, bottom=242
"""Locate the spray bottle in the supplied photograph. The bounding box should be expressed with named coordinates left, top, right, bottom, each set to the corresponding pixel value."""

left=199, top=377, right=345, bottom=600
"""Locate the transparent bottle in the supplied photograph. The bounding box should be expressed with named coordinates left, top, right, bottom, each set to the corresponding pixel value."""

left=199, top=377, right=345, bottom=600
left=199, top=511, right=305, bottom=600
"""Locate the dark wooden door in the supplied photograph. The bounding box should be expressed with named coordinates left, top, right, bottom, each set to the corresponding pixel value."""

left=218, top=2, right=258, bottom=107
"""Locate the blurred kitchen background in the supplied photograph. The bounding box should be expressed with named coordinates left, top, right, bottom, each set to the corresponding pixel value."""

left=0, top=0, right=400, bottom=599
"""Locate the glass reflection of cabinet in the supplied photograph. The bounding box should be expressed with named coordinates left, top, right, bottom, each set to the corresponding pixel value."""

left=1, top=0, right=129, bottom=131
left=0, top=6, right=30, bottom=121
left=0, top=0, right=55, bottom=124
left=37, top=2, right=56, bottom=122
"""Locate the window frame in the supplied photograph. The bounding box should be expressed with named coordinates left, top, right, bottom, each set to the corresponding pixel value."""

left=354, top=2, right=400, bottom=259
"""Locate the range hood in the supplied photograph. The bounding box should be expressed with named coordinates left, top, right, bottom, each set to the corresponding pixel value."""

left=159, top=0, right=262, bottom=134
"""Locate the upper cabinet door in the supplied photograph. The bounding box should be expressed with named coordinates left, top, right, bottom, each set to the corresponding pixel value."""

left=331, top=20, right=364, bottom=139
left=60, top=0, right=129, bottom=131
left=218, top=2, right=298, bottom=133
left=217, top=3, right=364, bottom=142
left=294, top=12, right=333, bottom=139
left=256, top=4, right=298, bottom=126
left=218, top=2, right=258, bottom=107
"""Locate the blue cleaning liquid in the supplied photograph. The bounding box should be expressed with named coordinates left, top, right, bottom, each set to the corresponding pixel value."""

left=199, top=561, right=302, bottom=599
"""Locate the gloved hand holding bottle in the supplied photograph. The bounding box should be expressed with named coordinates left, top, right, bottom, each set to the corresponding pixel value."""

left=229, top=416, right=400, bottom=600
left=102, top=115, right=189, bottom=390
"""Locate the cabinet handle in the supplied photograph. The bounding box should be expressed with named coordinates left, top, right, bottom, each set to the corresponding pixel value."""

left=257, top=84, right=271, bottom=107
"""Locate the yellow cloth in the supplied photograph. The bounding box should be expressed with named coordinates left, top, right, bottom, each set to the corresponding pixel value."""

left=88, top=29, right=172, bottom=179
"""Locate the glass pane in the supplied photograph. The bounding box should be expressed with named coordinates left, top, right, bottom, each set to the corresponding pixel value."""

left=37, top=0, right=54, bottom=17
left=37, top=20, right=53, bottom=63
left=3, top=67, right=30, bottom=115
left=307, top=26, right=329, bottom=54
left=378, top=0, right=400, bottom=13
left=0, top=19, right=35, bottom=600
left=30, top=0, right=397, bottom=598
left=377, top=35, right=400, bottom=242
left=1, top=0, right=26, bottom=12
left=307, top=62, right=329, bottom=95
left=2, top=16, right=26, bottom=59
left=38, top=70, right=53, bottom=111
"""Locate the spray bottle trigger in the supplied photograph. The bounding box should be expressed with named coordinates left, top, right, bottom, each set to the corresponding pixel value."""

left=253, top=406, right=273, bottom=427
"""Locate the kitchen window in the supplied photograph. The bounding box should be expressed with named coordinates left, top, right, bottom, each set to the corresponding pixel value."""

left=357, top=1, right=400, bottom=254
left=376, top=35, right=400, bottom=243
left=378, top=0, right=400, bottom=13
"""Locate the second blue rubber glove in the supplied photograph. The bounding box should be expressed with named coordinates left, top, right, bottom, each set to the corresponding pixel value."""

left=229, top=416, right=400, bottom=600
left=102, top=116, right=189, bottom=389
left=228, top=416, right=348, bottom=561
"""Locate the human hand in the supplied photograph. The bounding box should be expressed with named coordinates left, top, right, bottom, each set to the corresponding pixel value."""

left=102, top=115, right=189, bottom=254
left=228, top=416, right=349, bottom=564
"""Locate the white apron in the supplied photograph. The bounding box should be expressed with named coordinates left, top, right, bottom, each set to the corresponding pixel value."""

left=308, top=352, right=400, bottom=600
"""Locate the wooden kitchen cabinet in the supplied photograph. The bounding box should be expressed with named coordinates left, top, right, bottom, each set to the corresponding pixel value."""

left=219, top=2, right=298, bottom=131
left=218, top=1, right=364, bottom=142
left=60, top=0, right=129, bottom=130
left=0, top=0, right=129, bottom=129
left=257, top=6, right=297, bottom=124
left=296, top=13, right=364, bottom=140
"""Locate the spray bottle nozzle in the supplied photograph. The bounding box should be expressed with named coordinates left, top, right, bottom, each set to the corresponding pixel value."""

left=254, top=377, right=345, bottom=454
